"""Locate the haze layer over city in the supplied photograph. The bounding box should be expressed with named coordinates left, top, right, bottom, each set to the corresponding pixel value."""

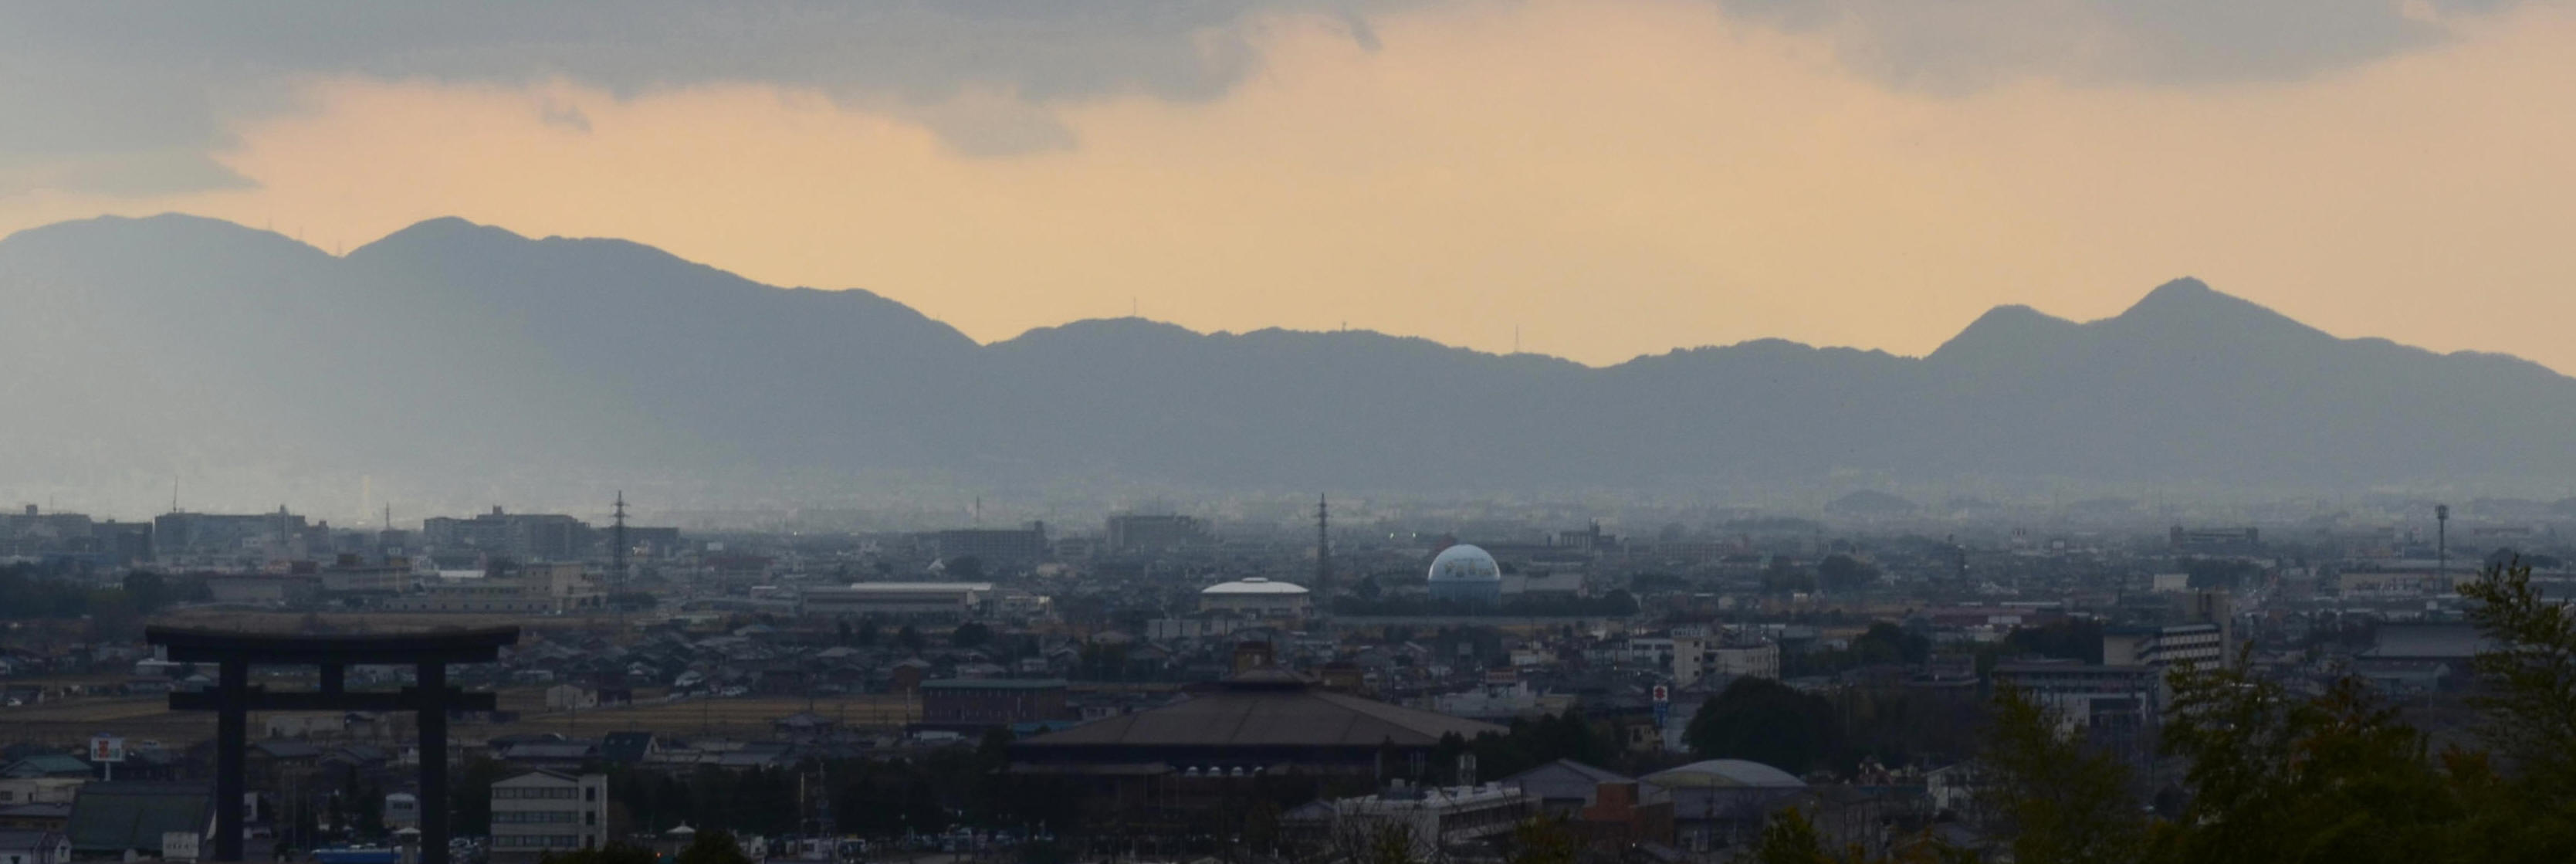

left=5, top=4, right=2575, bottom=864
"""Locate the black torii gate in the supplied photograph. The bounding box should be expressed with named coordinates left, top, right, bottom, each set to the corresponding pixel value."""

left=147, top=626, right=520, bottom=864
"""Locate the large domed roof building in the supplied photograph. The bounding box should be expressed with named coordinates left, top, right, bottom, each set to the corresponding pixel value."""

left=1427, top=544, right=1503, bottom=604
left=1197, top=577, right=1311, bottom=617
left=1642, top=759, right=1805, bottom=789
left=1642, top=759, right=1809, bottom=852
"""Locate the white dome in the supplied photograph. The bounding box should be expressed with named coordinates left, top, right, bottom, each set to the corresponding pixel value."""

left=1643, top=759, right=1806, bottom=789
left=1202, top=578, right=1311, bottom=595
left=1427, top=544, right=1502, bottom=584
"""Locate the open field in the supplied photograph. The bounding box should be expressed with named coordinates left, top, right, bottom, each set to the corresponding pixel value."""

left=145, top=608, right=647, bottom=636
left=0, top=688, right=919, bottom=749
left=0, top=695, right=218, bottom=747
left=512, top=694, right=920, bottom=737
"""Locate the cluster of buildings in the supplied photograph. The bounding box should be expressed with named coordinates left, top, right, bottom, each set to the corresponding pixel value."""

left=5, top=494, right=2573, bottom=861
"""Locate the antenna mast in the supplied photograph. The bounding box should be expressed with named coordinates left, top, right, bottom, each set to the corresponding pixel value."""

left=1316, top=494, right=1333, bottom=636
left=2436, top=503, right=2450, bottom=579
left=612, top=492, right=630, bottom=584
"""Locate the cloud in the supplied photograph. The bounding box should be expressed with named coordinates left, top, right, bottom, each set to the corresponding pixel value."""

left=1714, top=0, right=2530, bottom=91
left=538, top=100, right=592, bottom=134
left=0, top=1, right=1413, bottom=192
left=0, top=0, right=2549, bottom=198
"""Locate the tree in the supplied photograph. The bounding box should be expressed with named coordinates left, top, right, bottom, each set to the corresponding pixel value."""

left=1999, top=618, right=2104, bottom=665
left=1599, top=588, right=1640, bottom=617
left=675, top=831, right=755, bottom=864
left=2459, top=560, right=2576, bottom=791
left=453, top=757, right=511, bottom=835
left=1850, top=622, right=1928, bottom=666
left=1979, top=686, right=2144, bottom=864
left=896, top=624, right=925, bottom=651
left=1684, top=677, right=1840, bottom=776
left=1762, top=558, right=1816, bottom=595
left=121, top=571, right=171, bottom=612
left=1748, top=807, right=1836, bottom=864
left=1327, top=822, right=1424, bottom=864
left=1506, top=818, right=1582, bottom=864
left=854, top=618, right=880, bottom=647
left=951, top=622, right=993, bottom=648
left=1816, top=555, right=1880, bottom=594
left=946, top=556, right=986, bottom=581
left=540, top=845, right=658, bottom=864
left=2150, top=662, right=2457, bottom=864
left=2451, top=559, right=2576, bottom=860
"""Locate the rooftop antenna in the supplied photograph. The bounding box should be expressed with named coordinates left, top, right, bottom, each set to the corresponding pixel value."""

left=1512, top=325, right=1520, bottom=354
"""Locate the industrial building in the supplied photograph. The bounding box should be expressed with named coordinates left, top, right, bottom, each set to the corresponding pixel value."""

left=1197, top=578, right=1312, bottom=618
left=799, top=582, right=995, bottom=621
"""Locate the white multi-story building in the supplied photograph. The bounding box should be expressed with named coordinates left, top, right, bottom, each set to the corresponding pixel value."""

left=2103, top=623, right=2226, bottom=669
left=489, top=771, right=607, bottom=861
left=382, top=563, right=603, bottom=614
left=1310, top=784, right=1537, bottom=859
left=1637, top=629, right=1782, bottom=687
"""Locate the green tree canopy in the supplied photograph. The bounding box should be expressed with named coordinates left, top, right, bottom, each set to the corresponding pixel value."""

left=1685, top=677, right=1840, bottom=776
left=675, top=831, right=754, bottom=864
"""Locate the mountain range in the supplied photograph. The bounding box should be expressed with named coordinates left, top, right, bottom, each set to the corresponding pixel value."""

left=4, top=214, right=2571, bottom=516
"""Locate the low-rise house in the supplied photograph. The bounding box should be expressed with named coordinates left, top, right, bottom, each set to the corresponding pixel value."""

left=0, top=805, right=70, bottom=833
left=0, top=760, right=86, bottom=784
left=0, top=830, right=69, bottom=864
left=64, top=782, right=208, bottom=860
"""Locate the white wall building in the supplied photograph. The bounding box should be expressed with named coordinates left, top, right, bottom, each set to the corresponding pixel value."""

left=489, top=771, right=608, bottom=861
left=1311, top=784, right=1537, bottom=859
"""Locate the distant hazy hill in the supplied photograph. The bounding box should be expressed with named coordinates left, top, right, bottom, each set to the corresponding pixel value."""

left=5, top=214, right=2571, bottom=513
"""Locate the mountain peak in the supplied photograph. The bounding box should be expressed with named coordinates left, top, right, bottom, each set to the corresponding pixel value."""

left=1926, top=303, right=2080, bottom=364
left=2106, top=277, right=2324, bottom=340
left=2, top=212, right=323, bottom=259
left=2137, top=276, right=2216, bottom=302
left=348, top=217, right=530, bottom=259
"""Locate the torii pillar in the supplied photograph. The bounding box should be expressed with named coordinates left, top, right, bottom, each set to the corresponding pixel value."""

left=149, top=627, right=519, bottom=864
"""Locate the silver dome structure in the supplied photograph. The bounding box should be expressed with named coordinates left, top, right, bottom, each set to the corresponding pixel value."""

left=1642, top=759, right=1806, bottom=789
left=1427, top=544, right=1502, bottom=603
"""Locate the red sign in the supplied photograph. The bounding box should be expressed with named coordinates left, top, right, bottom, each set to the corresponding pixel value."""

left=1651, top=685, right=1669, bottom=703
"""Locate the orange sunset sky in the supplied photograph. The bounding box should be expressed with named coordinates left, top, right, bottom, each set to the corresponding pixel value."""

left=6, top=0, right=2574, bottom=371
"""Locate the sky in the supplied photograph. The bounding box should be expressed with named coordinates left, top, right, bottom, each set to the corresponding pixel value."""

left=6, top=0, right=2574, bottom=371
